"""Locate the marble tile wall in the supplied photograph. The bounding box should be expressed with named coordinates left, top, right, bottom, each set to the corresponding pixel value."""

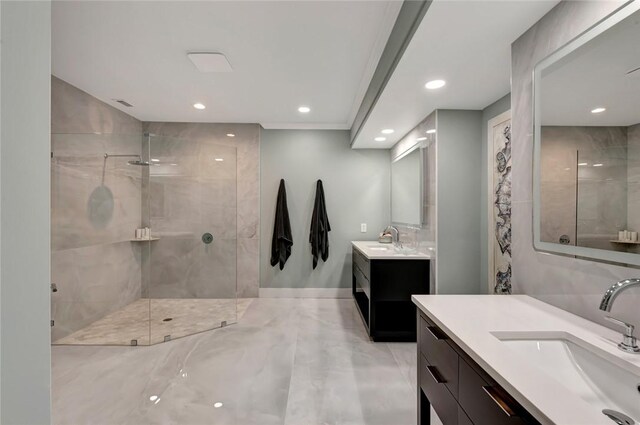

left=142, top=136, right=239, bottom=299
left=540, top=126, right=628, bottom=250
left=511, top=1, right=640, bottom=332
left=51, top=241, right=142, bottom=342
left=51, top=76, right=144, bottom=340
left=627, top=124, right=640, bottom=233
left=143, top=122, right=260, bottom=298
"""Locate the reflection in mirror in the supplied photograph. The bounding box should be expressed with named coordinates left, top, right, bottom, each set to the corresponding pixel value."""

left=391, top=147, right=422, bottom=225
left=535, top=3, right=640, bottom=262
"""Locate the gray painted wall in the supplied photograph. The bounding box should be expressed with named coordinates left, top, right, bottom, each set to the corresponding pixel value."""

left=1, top=2, right=52, bottom=423
left=436, top=110, right=483, bottom=294
left=511, top=1, right=640, bottom=332
left=480, top=94, right=511, bottom=293
left=260, top=129, right=390, bottom=289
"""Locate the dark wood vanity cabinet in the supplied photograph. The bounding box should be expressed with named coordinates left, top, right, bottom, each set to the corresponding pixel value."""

left=352, top=248, right=429, bottom=342
left=417, top=312, right=541, bottom=425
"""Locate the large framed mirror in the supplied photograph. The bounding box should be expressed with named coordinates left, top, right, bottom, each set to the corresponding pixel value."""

left=533, top=1, right=640, bottom=266
left=391, top=143, right=424, bottom=226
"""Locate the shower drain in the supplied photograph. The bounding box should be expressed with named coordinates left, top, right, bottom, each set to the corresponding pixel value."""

left=162, top=317, right=173, bottom=322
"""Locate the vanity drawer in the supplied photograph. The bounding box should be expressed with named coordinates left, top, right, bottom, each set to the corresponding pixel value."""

left=420, top=354, right=458, bottom=425
left=353, top=262, right=370, bottom=299
left=458, top=358, right=530, bottom=425
left=352, top=249, right=370, bottom=281
left=419, top=316, right=459, bottom=397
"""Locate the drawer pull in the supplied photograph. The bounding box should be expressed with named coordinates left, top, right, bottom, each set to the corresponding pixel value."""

left=425, top=365, right=446, bottom=384
left=426, top=326, right=446, bottom=341
left=482, top=386, right=516, bottom=417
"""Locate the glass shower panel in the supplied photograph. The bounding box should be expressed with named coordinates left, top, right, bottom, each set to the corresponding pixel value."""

left=51, top=132, right=151, bottom=346
left=146, top=134, right=237, bottom=344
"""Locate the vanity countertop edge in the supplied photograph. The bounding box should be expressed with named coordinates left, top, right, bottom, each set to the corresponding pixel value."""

left=412, top=294, right=640, bottom=425
left=351, top=240, right=432, bottom=260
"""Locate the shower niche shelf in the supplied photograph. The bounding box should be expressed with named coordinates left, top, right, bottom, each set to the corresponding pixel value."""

left=609, top=240, right=640, bottom=245
left=130, top=237, right=160, bottom=242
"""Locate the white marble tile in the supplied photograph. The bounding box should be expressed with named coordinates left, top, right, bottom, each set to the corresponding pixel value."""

left=52, top=298, right=416, bottom=425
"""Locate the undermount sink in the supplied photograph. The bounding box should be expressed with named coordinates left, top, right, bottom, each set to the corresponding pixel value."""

left=492, top=331, right=640, bottom=424
left=365, top=244, right=418, bottom=254
left=367, top=245, right=391, bottom=251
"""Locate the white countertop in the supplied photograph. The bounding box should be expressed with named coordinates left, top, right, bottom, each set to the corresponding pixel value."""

left=411, top=295, right=640, bottom=425
left=351, top=240, right=432, bottom=260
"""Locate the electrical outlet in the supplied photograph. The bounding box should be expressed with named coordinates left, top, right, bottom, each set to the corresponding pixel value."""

left=360, top=223, right=367, bottom=233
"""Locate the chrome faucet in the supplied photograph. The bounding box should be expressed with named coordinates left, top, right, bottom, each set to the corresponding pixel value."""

left=599, top=278, right=640, bottom=354
left=386, top=226, right=400, bottom=246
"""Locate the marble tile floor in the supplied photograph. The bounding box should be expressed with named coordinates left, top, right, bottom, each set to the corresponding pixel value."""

left=52, top=298, right=417, bottom=425
left=54, top=298, right=254, bottom=346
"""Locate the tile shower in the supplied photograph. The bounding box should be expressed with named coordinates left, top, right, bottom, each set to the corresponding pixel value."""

left=50, top=77, right=258, bottom=346
left=52, top=131, right=240, bottom=345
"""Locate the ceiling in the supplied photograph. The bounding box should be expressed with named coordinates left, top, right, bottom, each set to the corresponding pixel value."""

left=352, top=0, right=559, bottom=149
left=541, top=7, right=640, bottom=127
left=52, top=1, right=401, bottom=128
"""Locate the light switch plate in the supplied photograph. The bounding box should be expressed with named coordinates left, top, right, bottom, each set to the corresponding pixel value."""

left=360, top=223, right=367, bottom=233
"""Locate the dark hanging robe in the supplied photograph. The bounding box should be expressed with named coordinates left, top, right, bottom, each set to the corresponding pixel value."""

left=309, top=179, right=331, bottom=269
left=270, top=179, right=293, bottom=270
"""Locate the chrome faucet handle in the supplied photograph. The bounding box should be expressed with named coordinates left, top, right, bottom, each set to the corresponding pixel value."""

left=605, top=316, right=640, bottom=354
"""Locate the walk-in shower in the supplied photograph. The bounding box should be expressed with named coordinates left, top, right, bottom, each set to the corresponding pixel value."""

left=51, top=132, right=238, bottom=345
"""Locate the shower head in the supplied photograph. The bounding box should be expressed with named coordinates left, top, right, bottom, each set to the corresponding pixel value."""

left=127, top=160, right=151, bottom=166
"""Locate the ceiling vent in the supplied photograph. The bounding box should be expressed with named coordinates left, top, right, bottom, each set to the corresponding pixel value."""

left=187, top=52, right=233, bottom=73
left=113, top=99, right=133, bottom=107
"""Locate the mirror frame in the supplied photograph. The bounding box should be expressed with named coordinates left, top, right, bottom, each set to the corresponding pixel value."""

left=391, top=141, right=425, bottom=228
left=532, top=1, right=640, bottom=266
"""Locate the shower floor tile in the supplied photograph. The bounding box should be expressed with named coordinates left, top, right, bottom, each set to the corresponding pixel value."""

left=53, top=298, right=254, bottom=346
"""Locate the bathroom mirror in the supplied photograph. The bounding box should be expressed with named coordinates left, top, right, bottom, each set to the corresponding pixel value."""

left=391, top=144, right=424, bottom=226
left=533, top=2, right=640, bottom=266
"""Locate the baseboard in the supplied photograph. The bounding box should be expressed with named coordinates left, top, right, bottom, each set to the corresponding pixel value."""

left=258, top=288, right=351, bottom=299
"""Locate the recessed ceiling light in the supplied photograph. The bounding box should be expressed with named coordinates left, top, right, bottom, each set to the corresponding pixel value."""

left=193, top=103, right=206, bottom=110
left=149, top=395, right=158, bottom=402
left=426, top=129, right=436, bottom=134
left=381, top=129, right=394, bottom=134
left=151, top=159, right=160, bottom=162
left=425, top=79, right=446, bottom=90
left=593, top=163, right=603, bottom=167
left=215, top=158, right=224, bottom=162
left=416, top=137, right=427, bottom=141
left=298, top=106, right=311, bottom=113
left=226, top=133, right=235, bottom=137
left=591, top=107, right=606, bottom=114
left=375, top=137, right=386, bottom=142
left=214, top=402, right=223, bottom=408
left=578, top=162, right=588, bottom=166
